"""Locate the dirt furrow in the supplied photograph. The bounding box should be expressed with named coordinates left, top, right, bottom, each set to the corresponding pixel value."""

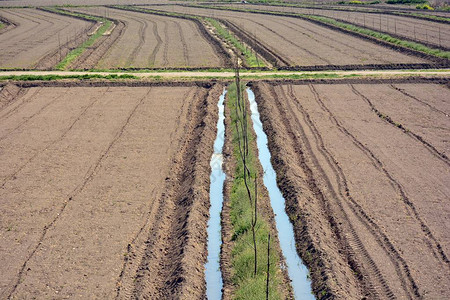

left=114, top=87, right=196, bottom=299
left=390, top=84, right=449, bottom=118
left=350, top=85, right=449, bottom=166
left=171, top=21, right=189, bottom=66
left=0, top=88, right=108, bottom=189
left=124, top=17, right=147, bottom=68
left=0, top=88, right=68, bottom=142
left=305, top=85, right=421, bottom=299
left=148, top=19, right=163, bottom=66
left=114, top=84, right=221, bottom=299
left=274, top=84, right=399, bottom=299
left=7, top=88, right=150, bottom=299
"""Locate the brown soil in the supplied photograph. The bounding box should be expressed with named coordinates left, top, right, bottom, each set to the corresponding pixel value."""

left=146, top=5, right=431, bottom=67
left=231, top=4, right=450, bottom=49
left=0, top=83, right=24, bottom=110
left=253, top=81, right=450, bottom=299
left=0, top=83, right=221, bottom=299
left=69, top=20, right=126, bottom=70
left=0, top=8, right=92, bottom=69
left=70, top=7, right=228, bottom=69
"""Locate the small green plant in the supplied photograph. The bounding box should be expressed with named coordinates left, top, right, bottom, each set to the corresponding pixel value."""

left=416, top=3, right=434, bottom=9
left=349, top=0, right=363, bottom=4
left=386, top=0, right=426, bottom=4
left=43, top=7, right=114, bottom=70
left=205, top=18, right=264, bottom=68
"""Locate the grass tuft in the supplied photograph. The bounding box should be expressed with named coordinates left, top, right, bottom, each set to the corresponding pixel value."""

left=205, top=18, right=265, bottom=68
left=43, top=7, right=114, bottom=70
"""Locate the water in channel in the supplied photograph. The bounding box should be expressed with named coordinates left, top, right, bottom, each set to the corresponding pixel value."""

left=247, top=87, right=314, bottom=300
left=205, top=88, right=227, bottom=300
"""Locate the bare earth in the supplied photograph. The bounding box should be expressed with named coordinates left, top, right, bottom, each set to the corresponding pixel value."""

left=0, top=8, right=92, bottom=69
left=72, top=7, right=226, bottom=69
left=254, top=82, right=450, bottom=299
left=0, top=83, right=221, bottom=299
left=147, top=5, right=429, bottom=67
left=232, top=4, right=450, bottom=48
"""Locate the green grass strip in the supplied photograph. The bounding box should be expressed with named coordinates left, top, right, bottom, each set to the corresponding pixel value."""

left=190, top=5, right=450, bottom=59
left=394, top=12, right=450, bottom=22
left=0, top=74, right=138, bottom=81
left=113, top=5, right=201, bottom=20
left=227, top=82, right=283, bottom=300
left=303, top=15, right=450, bottom=59
left=205, top=18, right=265, bottom=68
left=43, top=8, right=113, bottom=70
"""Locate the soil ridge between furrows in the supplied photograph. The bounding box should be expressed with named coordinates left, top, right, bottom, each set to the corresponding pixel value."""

left=106, top=6, right=233, bottom=68
left=70, top=20, right=125, bottom=70
left=252, top=82, right=360, bottom=299
left=221, top=93, right=235, bottom=300
left=251, top=81, right=450, bottom=299
left=33, top=8, right=98, bottom=70
left=38, top=7, right=127, bottom=70
left=0, top=83, right=24, bottom=110
left=116, top=84, right=223, bottom=299
left=183, top=6, right=448, bottom=66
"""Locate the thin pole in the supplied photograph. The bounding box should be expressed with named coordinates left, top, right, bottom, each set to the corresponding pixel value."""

left=266, top=233, right=271, bottom=300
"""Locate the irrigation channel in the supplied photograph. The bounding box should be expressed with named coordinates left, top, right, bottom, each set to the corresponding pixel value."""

left=205, top=88, right=227, bottom=300
left=247, top=87, right=314, bottom=300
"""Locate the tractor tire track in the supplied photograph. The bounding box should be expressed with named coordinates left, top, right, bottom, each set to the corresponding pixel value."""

left=114, top=87, right=196, bottom=299
left=390, top=84, right=449, bottom=117
left=0, top=88, right=109, bottom=188
left=121, top=15, right=147, bottom=68
left=162, top=21, right=169, bottom=67
left=312, top=84, right=449, bottom=268
left=286, top=85, right=420, bottom=299
left=173, top=20, right=190, bottom=66
left=7, top=88, right=151, bottom=299
left=0, top=86, right=38, bottom=118
left=0, top=88, right=68, bottom=143
left=148, top=19, right=163, bottom=67
left=351, top=85, right=449, bottom=166
left=272, top=84, right=397, bottom=299
left=237, top=16, right=330, bottom=64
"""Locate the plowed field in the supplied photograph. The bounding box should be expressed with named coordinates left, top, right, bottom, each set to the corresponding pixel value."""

left=230, top=4, right=450, bottom=48
left=0, top=83, right=222, bottom=299
left=253, top=81, right=450, bottom=299
left=0, top=8, right=92, bottom=69
left=72, top=7, right=227, bottom=68
left=147, top=5, right=430, bottom=67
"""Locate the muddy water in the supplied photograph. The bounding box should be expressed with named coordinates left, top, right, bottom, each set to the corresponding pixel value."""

left=205, top=88, right=227, bottom=300
left=247, top=88, right=314, bottom=299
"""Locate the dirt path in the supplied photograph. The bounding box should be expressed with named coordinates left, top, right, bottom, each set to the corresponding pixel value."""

left=0, top=69, right=449, bottom=79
